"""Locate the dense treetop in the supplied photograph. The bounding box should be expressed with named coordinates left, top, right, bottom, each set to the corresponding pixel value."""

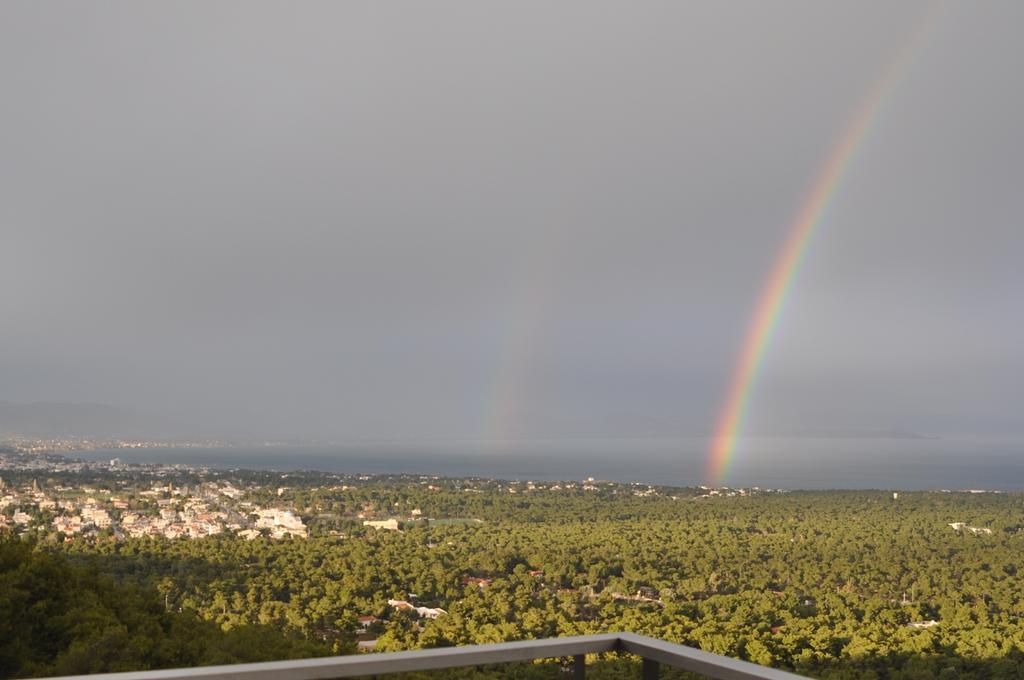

left=4, top=469, right=1024, bottom=679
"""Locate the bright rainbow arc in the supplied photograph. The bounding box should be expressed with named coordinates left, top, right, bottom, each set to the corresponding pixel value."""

left=705, top=11, right=940, bottom=485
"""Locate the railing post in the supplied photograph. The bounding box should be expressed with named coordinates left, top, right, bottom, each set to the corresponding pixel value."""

left=641, top=657, right=659, bottom=680
left=573, top=653, right=586, bottom=679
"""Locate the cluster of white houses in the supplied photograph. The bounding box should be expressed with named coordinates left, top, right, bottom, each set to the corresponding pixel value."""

left=1, top=478, right=307, bottom=540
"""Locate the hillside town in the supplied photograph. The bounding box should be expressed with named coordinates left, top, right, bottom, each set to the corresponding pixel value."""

left=0, top=448, right=791, bottom=544
left=0, top=453, right=308, bottom=540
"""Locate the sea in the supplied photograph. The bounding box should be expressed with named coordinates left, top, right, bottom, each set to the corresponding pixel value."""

left=73, top=435, right=1024, bottom=491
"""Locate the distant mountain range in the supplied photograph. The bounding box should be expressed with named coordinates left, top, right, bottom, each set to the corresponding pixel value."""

left=0, top=401, right=179, bottom=439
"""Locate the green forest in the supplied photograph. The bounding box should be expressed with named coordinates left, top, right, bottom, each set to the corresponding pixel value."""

left=4, top=472, right=1024, bottom=679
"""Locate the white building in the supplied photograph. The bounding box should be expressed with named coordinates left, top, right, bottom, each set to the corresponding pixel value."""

left=363, top=519, right=400, bottom=531
left=255, top=508, right=307, bottom=538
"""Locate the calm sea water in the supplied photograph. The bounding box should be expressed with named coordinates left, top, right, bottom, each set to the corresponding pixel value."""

left=75, top=436, right=1024, bottom=491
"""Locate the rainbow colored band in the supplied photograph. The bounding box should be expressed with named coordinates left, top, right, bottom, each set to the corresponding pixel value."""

left=706, top=9, right=941, bottom=484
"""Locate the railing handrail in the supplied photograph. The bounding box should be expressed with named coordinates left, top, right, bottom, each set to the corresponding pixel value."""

left=39, top=633, right=807, bottom=680
left=616, top=633, right=805, bottom=680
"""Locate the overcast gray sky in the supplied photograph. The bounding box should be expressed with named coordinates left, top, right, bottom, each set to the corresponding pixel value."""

left=1, top=1, right=1021, bottom=441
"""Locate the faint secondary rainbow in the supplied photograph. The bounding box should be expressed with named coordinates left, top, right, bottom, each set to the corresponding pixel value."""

left=482, top=273, right=548, bottom=449
left=706, top=10, right=941, bottom=484
left=481, top=217, right=571, bottom=450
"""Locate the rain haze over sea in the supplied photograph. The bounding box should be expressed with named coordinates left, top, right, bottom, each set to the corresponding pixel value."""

left=79, top=435, right=1024, bottom=492
left=3, top=2, right=1023, bottom=486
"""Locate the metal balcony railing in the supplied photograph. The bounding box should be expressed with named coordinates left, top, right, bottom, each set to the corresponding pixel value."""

left=43, top=632, right=808, bottom=680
